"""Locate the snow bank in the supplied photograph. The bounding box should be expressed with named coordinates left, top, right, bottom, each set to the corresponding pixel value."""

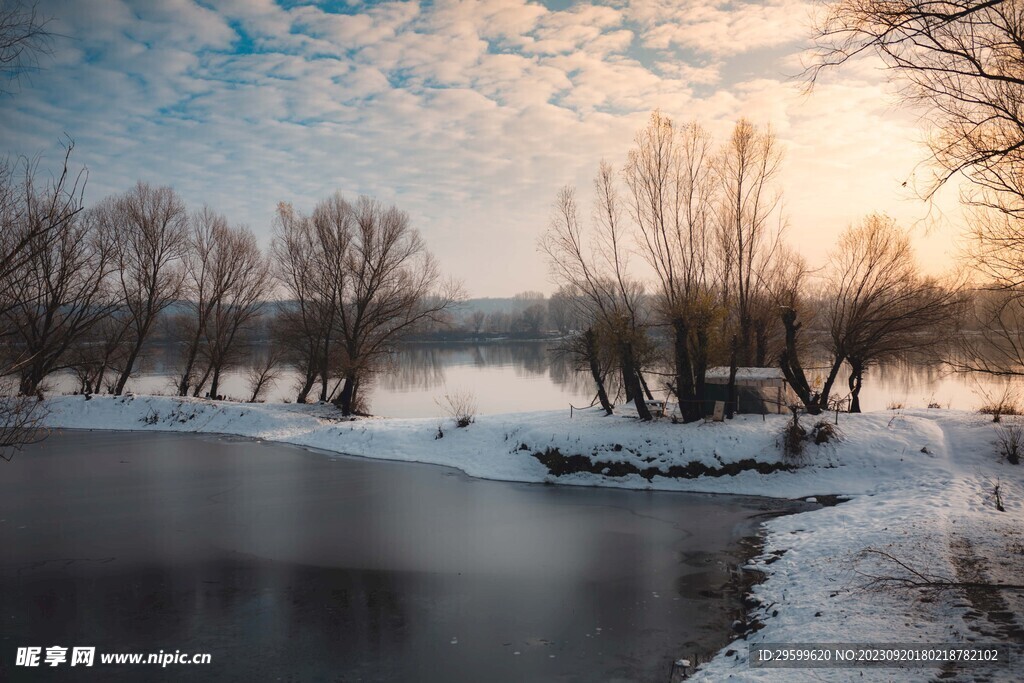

left=38, top=396, right=1024, bottom=681
left=40, top=395, right=937, bottom=497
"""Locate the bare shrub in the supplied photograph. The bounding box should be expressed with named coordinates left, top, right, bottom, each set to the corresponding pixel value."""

left=810, top=420, right=840, bottom=445
left=438, top=390, right=476, bottom=428
left=978, top=385, right=1021, bottom=423
left=995, top=423, right=1022, bottom=465
left=782, top=408, right=806, bottom=460
left=886, top=401, right=904, bottom=410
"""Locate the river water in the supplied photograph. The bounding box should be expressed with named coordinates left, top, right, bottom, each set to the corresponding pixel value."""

left=0, top=432, right=804, bottom=681
left=47, top=341, right=1015, bottom=418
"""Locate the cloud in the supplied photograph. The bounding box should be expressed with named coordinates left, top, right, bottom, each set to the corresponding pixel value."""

left=0, top=0, right=957, bottom=295
left=627, top=0, right=814, bottom=56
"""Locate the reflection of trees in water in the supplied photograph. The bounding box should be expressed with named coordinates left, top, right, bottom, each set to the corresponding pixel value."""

left=797, top=351, right=1011, bottom=408
left=547, top=346, right=613, bottom=397
left=377, top=348, right=446, bottom=391
left=506, top=343, right=548, bottom=376
left=377, top=343, right=577, bottom=392
left=72, top=343, right=1012, bottom=411
left=870, top=356, right=947, bottom=392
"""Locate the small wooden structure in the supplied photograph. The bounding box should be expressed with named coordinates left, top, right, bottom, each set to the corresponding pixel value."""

left=703, top=367, right=792, bottom=415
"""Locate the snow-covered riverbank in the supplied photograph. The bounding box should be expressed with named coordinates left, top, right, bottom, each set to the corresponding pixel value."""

left=38, top=395, right=1024, bottom=681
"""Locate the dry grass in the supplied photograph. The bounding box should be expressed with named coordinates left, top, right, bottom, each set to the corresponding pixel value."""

left=996, top=423, right=1023, bottom=465
left=437, top=389, right=477, bottom=428
left=977, top=385, right=1022, bottom=423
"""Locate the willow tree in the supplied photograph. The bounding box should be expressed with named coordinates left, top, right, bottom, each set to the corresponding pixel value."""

left=714, top=119, right=786, bottom=417
left=624, top=112, right=720, bottom=422
left=332, top=197, right=460, bottom=415
left=177, top=209, right=269, bottom=399
left=272, top=201, right=341, bottom=403
left=825, top=215, right=962, bottom=412
left=100, top=183, right=188, bottom=395
left=191, top=226, right=268, bottom=399
left=542, top=165, right=653, bottom=421
left=274, top=194, right=459, bottom=415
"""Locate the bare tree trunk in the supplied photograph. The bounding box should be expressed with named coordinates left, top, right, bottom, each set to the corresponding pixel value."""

left=672, top=318, right=703, bottom=422
left=755, top=326, right=768, bottom=368
left=296, top=370, right=316, bottom=404
left=848, top=358, right=864, bottom=413
left=638, top=369, right=654, bottom=402
left=209, top=366, right=222, bottom=400
left=94, top=365, right=107, bottom=394
left=177, top=335, right=201, bottom=396
left=318, top=369, right=329, bottom=402
left=817, top=356, right=845, bottom=413
left=192, top=364, right=212, bottom=398
left=621, top=342, right=652, bottom=421
left=779, top=308, right=821, bottom=414
left=114, top=338, right=146, bottom=396
left=693, top=328, right=709, bottom=419
left=350, top=376, right=361, bottom=412
left=584, top=328, right=613, bottom=415
left=335, top=372, right=359, bottom=416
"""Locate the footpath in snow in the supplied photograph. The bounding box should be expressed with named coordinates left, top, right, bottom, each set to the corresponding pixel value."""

left=38, top=395, right=1024, bottom=681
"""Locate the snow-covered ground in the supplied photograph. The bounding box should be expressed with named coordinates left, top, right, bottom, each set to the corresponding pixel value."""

left=37, top=395, right=1024, bottom=681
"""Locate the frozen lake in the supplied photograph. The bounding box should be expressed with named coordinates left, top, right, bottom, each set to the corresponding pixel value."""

left=0, top=431, right=803, bottom=681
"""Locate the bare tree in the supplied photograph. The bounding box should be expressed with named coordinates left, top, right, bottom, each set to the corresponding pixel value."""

left=716, top=119, right=785, bottom=365
left=274, top=194, right=459, bottom=414
left=486, top=310, right=510, bottom=334
left=191, top=226, right=269, bottom=399
left=5, top=198, right=116, bottom=395
left=102, top=182, right=188, bottom=395
left=331, top=196, right=461, bottom=415
left=953, top=287, right=1024, bottom=376
left=175, top=208, right=269, bottom=399
left=247, top=345, right=284, bottom=403
left=809, top=0, right=1024, bottom=199
left=771, top=251, right=829, bottom=413
left=541, top=169, right=653, bottom=420
left=176, top=207, right=228, bottom=396
left=0, top=142, right=85, bottom=320
left=69, top=309, right=130, bottom=395
left=0, top=142, right=84, bottom=457
left=272, top=200, right=345, bottom=403
left=468, top=309, right=486, bottom=334
left=811, top=2, right=1024, bottom=383
left=715, top=119, right=785, bottom=417
left=624, top=111, right=721, bottom=422
left=824, top=214, right=963, bottom=412
left=547, top=286, right=579, bottom=335
left=0, top=0, right=52, bottom=95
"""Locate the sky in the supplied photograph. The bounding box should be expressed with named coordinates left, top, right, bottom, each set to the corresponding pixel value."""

left=0, top=0, right=964, bottom=297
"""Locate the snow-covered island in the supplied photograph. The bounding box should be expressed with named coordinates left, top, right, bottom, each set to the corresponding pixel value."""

left=41, top=394, right=1024, bottom=682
